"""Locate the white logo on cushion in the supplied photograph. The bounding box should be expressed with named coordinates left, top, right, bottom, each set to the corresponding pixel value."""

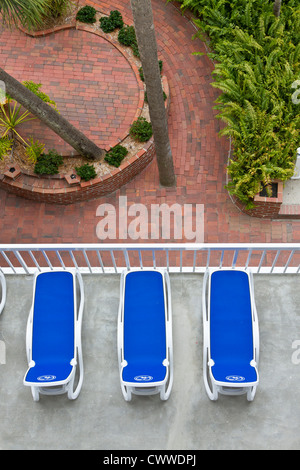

left=37, top=375, right=56, bottom=381
left=226, top=375, right=245, bottom=382
left=134, top=375, right=153, bottom=382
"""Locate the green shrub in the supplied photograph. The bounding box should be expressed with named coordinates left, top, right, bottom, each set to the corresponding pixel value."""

left=34, top=149, right=63, bottom=175
left=110, top=10, right=123, bottom=28
left=76, top=5, right=97, bottom=24
left=99, top=16, right=115, bottom=33
left=100, top=11, right=124, bottom=33
left=75, top=163, right=97, bottom=181
left=0, top=136, right=13, bottom=159
left=100, top=10, right=124, bottom=33
left=117, top=24, right=140, bottom=57
left=118, top=25, right=136, bottom=46
left=138, top=67, right=144, bottom=82
left=129, top=117, right=152, bottom=142
left=105, top=144, right=128, bottom=167
left=131, top=41, right=140, bottom=58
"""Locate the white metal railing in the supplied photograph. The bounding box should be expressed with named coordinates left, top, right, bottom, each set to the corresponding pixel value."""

left=1, top=243, right=300, bottom=275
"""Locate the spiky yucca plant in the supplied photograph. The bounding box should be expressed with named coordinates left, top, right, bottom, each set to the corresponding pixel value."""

left=0, top=0, right=70, bottom=30
left=0, top=0, right=49, bottom=30
left=46, top=0, right=69, bottom=19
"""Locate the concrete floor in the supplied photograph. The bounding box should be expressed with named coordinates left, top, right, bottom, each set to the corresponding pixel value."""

left=0, top=273, right=299, bottom=450
left=283, top=178, right=300, bottom=205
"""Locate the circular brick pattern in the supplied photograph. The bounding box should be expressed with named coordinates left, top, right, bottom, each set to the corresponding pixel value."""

left=0, top=16, right=171, bottom=204
left=0, top=26, right=140, bottom=155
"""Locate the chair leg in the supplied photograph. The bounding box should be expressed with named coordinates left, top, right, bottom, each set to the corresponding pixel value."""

left=204, top=372, right=219, bottom=400
left=160, top=385, right=168, bottom=401
left=68, top=355, right=84, bottom=400
left=247, top=386, right=257, bottom=402
left=203, top=348, right=218, bottom=400
left=31, top=386, right=39, bottom=402
left=122, top=385, right=132, bottom=401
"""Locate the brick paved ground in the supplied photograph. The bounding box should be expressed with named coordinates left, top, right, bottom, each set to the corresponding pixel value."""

left=0, top=26, right=139, bottom=154
left=0, top=0, right=300, bottom=244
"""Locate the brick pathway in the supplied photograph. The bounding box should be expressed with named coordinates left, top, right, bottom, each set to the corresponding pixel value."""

left=0, top=26, right=139, bottom=154
left=0, top=0, right=300, bottom=244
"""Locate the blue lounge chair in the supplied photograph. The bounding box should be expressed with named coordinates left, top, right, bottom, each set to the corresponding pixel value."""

left=202, top=268, right=259, bottom=401
left=118, top=269, right=173, bottom=401
left=24, top=270, right=84, bottom=401
left=0, top=270, right=6, bottom=315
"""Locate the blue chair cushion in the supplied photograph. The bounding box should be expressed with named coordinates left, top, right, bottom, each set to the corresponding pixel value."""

left=210, top=270, right=257, bottom=384
left=24, top=271, right=75, bottom=384
left=122, top=271, right=167, bottom=384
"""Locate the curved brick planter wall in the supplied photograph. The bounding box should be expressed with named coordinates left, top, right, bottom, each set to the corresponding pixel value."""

left=0, top=139, right=157, bottom=204
left=0, top=17, right=170, bottom=204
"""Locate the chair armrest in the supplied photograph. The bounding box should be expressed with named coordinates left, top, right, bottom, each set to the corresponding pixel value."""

left=0, top=270, right=6, bottom=315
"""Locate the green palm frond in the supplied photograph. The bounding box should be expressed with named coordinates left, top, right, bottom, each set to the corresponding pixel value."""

left=0, top=0, right=49, bottom=29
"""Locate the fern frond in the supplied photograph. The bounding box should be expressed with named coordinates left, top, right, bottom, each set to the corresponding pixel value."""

left=211, top=79, right=244, bottom=103
left=265, top=48, right=283, bottom=75
left=234, top=27, right=263, bottom=53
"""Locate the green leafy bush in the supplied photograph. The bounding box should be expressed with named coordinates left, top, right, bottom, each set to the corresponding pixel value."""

left=117, top=24, right=140, bottom=57
left=174, top=0, right=300, bottom=207
left=118, top=25, right=136, bottom=46
left=99, top=16, right=115, bottom=33
left=34, top=149, right=63, bottom=175
left=75, top=163, right=97, bottom=181
left=129, top=117, right=152, bottom=142
left=110, top=10, right=123, bottom=28
left=105, top=144, right=128, bottom=167
left=76, top=5, right=97, bottom=24
left=100, top=10, right=124, bottom=33
left=0, top=136, right=13, bottom=159
left=131, top=42, right=140, bottom=58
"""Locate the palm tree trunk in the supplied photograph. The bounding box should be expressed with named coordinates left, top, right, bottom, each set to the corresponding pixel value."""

left=0, top=67, right=105, bottom=160
left=131, top=0, right=176, bottom=187
left=273, top=0, right=281, bottom=17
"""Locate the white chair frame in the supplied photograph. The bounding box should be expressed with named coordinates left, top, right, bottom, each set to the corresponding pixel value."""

left=0, top=270, right=6, bottom=315
left=202, top=268, right=259, bottom=402
left=24, top=269, right=84, bottom=401
left=117, top=268, right=173, bottom=401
